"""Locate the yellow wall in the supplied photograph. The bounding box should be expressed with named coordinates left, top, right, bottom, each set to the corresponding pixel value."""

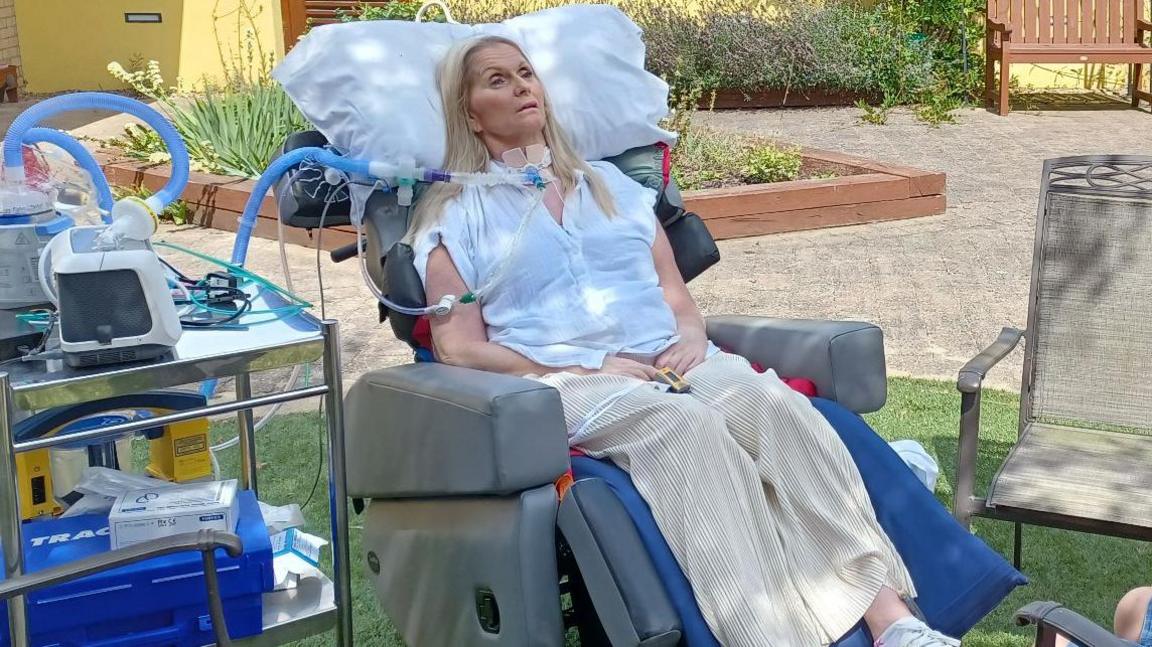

left=15, top=0, right=283, bottom=93
left=177, top=0, right=283, bottom=88
left=1013, top=63, right=1129, bottom=91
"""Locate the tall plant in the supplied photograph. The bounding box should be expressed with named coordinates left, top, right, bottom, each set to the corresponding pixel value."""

left=108, top=0, right=310, bottom=178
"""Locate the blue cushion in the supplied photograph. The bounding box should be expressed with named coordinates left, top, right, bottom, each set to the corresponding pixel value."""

left=570, top=396, right=1027, bottom=646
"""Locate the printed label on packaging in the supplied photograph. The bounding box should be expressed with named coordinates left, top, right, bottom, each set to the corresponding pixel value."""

left=112, top=513, right=231, bottom=548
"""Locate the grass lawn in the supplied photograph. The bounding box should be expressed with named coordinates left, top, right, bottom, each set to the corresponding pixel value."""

left=234, top=377, right=1151, bottom=646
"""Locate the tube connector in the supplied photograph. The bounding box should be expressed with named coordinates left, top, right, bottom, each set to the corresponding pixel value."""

left=367, top=160, right=395, bottom=179
left=428, top=294, right=456, bottom=317
left=396, top=158, right=416, bottom=206
left=524, top=166, right=546, bottom=190
left=93, top=197, right=158, bottom=249
left=112, top=196, right=159, bottom=239
left=323, top=167, right=347, bottom=186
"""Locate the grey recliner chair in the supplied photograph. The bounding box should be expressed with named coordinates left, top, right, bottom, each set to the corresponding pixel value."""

left=277, top=132, right=890, bottom=646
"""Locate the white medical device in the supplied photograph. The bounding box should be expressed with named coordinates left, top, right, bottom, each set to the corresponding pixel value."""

left=40, top=198, right=182, bottom=367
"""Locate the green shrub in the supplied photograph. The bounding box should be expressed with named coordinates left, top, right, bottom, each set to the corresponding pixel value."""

left=335, top=0, right=445, bottom=22
left=173, top=82, right=311, bottom=177
left=856, top=98, right=893, bottom=125
left=106, top=122, right=167, bottom=163
left=683, top=3, right=947, bottom=103
left=670, top=126, right=803, bottom=191
left=449, top=0, right=977, bottom=112
left=112, top=184, right=191, bottom=225
left=107, top=61, right=310, bottom=178
left=671, top=127, right=742, bottom=191
left=661, top=75, right=803, bottom=190
left=895, top=0, right=985, bottom=103
left=742, top=145, right=802, bottom=184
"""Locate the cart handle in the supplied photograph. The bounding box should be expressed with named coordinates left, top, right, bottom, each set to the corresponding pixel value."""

left=0, top=529, right=243, bottom=646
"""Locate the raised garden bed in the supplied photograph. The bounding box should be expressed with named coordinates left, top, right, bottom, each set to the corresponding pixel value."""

left=682, top=145, right=946, bottom=240
left=97, top=144, right=944, bottom=247
left=701, top=89, right=878, bottom=110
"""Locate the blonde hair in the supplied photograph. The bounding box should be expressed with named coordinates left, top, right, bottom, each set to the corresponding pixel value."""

left=407, top=36, right=616, bottom=240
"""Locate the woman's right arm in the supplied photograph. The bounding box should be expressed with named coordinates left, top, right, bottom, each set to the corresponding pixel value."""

left=425, top=244, right=581, bottom=376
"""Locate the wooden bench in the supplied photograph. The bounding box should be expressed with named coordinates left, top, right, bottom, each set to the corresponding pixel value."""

left=986, top=0, right=1152, bottom=114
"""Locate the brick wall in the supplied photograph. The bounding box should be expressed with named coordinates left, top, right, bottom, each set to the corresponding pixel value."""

left=0, top=0, right=19, bottom=69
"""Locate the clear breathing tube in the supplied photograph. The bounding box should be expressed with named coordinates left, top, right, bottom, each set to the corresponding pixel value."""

left=230, top=146, right=552, bottom=317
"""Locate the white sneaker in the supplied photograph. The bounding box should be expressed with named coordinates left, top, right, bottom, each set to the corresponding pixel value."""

left=875, top=617, right=961, bottom=647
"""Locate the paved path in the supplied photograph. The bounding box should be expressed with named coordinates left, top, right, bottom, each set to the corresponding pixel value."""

left=693, top=105, right=1151, bottom=390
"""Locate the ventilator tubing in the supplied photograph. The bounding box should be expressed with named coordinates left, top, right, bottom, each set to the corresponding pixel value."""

left=3, top=92, right=188, bottom=212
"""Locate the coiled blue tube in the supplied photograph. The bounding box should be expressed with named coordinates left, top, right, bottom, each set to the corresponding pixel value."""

left=3, top=92, right=188, bottom=210
left=23, top=127, right=115, bottom=218
left=230, top=146, right=371, bottom=266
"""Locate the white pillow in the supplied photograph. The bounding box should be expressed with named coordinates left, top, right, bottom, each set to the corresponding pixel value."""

left=272, top=4, right=676, bottom=169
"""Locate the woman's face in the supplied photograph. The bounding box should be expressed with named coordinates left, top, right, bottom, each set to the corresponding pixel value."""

left=465, top=43, right=546, bottom=152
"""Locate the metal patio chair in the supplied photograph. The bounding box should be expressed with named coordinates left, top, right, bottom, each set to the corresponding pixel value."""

left=953, top=155, right=1152, bottom=567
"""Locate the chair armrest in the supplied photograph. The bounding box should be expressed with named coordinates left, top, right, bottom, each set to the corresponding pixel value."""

left=953, top=327, right=1023, bottom=526
left=705, top=315, right=887, bottom=413
left=1016, top=602, right=1137, bottom=647
left=344, top=363, right=571, bottom=498
left=957, top=327, right=1023, bottom=394
left=1138, top=18, right=1152, bottom=32
left=986, top=18, right=1014, bottom=35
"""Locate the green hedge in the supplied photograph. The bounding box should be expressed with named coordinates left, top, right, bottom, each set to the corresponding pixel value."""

left=442, top=0, right=981, bottom=106
left=639, top=3, right=938, bottom=100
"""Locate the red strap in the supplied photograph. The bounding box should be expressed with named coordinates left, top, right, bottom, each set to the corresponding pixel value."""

left=717, top=345, right=819, bottom=397
left=780, top=377, right=819, bottom=397
left=654, top=141, right=671, bottom=189
left=412, top=316, right=433, bottom=351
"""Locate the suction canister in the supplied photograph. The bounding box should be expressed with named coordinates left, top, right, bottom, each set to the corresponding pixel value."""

left=0, top=181, right=71, bottom=308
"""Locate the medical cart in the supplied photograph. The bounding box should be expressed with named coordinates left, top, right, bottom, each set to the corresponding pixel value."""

left=0, top=301, right=352, bottom=646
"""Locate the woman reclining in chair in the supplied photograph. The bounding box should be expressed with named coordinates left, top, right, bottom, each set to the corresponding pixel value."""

left=407, top=35, right=959, bottom=647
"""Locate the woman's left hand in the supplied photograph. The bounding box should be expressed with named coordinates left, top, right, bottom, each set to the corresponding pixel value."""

left=655, top=329, right=708, bottom=375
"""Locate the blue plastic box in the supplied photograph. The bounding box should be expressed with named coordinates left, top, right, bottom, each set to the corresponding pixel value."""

left=0, top=489, right=273, bottom=646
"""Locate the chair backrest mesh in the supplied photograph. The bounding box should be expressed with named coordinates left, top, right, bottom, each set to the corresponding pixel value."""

left=1027, top=158, right=1152, bottom=432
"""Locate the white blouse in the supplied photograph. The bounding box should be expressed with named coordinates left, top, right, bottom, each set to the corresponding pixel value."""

left=412, top=160, right=706, bottom=370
